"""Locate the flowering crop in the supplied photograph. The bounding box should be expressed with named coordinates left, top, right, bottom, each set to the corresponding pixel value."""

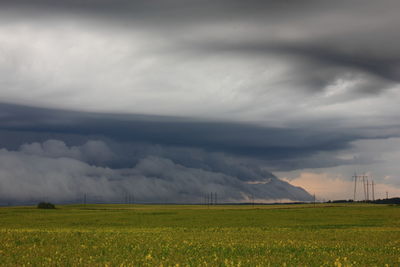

left=0, top=204, right=399, bottom=266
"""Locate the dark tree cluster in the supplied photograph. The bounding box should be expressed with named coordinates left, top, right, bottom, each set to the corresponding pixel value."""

left=37, top=202, right=56, bottom=209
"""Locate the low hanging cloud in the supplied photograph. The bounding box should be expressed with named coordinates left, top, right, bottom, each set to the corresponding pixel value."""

left=0, top=140, right=312, bottom=204
left=20, top=139, right=115, bottom=166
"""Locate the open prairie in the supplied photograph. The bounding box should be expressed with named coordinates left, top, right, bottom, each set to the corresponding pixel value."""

left=0, top=203, right=399, bottom=266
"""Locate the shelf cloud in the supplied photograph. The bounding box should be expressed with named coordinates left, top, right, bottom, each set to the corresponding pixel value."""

left=0, top=139, right=312, bottom=204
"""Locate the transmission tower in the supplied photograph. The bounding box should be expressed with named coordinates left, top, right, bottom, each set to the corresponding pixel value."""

left=353, top=173, right=369, bottom=201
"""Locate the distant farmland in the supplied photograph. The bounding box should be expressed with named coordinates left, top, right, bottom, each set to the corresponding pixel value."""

left=0, top=203, right=399, bottom=266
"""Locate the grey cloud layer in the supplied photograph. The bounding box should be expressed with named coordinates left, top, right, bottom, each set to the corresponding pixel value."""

left=0, top=139, right=312, bottom=204
left=20, top=139, right=115, bottom=165
left=0, top=0, right=399, bottom=122
left=200, top=42, right=400, bottom=93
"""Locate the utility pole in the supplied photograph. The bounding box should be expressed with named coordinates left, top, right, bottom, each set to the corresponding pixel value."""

left=353, top=173, right=358, bottom=201
left=372, top=180, right=375, bottom=201
left=362, top=175, right=367, bottom=201
left=84, top=193, right=87, bottom=207
left=386, top=191, right=389, bottom=200
left=129, top=194, right=134, bottom=204
left=366, top=178, right=369, bottom=201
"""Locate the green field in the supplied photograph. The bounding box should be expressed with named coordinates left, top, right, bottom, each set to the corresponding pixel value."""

left=0, top=204, right=399, bottom=266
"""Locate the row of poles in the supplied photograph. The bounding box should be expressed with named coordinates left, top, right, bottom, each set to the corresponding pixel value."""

left=83, top=193, right=220, bottom=205
left=125, top=193, right=135, bottom=204
left=205, top=192, right=218, bottom=206
left=83, top=193, right=135, bottom=206
left=353, top=173, right=375, bottom=201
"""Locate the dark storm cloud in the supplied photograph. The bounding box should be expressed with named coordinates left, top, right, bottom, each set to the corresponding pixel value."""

left=2, top=103, right=398, bottom=172
left=1, top=103, right=397, bottom=204
left=0, top=103, right=357, bottom=162
left=200, top=41, right=400, bottom=88
left=0, top=103, right=318, bottom=203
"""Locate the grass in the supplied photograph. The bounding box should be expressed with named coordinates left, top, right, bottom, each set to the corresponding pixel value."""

left=0, top=203, right=399, bottom=266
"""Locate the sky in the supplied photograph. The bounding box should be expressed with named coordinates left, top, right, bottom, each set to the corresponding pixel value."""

left=1, top=0, right=400, bottom=203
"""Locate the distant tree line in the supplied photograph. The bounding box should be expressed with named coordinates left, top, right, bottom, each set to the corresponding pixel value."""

left=326, top=198, right=400, bottom=204
left=371, top=197, right=400, bottom=204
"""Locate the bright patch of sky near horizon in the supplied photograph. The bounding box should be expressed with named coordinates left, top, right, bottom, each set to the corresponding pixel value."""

left=281, top=138, right=400, bottom=200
